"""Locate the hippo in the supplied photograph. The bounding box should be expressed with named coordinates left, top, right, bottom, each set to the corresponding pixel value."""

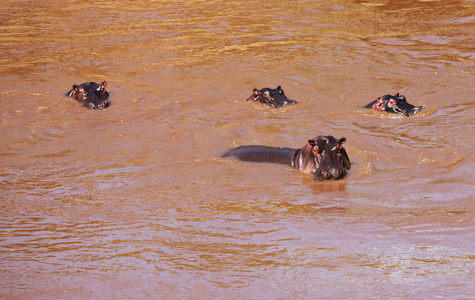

left=66, top=81, right=110, bottom=109
left=364, top=93, right=422, bottom=116
left=223, top=135, right=350, bottom=181
left=246, top=86, right=297, bottom=108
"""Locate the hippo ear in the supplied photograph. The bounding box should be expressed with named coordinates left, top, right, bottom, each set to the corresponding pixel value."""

left=396, top=92, right=399, bottom=96
left=308, top=140, right=319, bottom=153
left=338, top=137, right=346, bottom=145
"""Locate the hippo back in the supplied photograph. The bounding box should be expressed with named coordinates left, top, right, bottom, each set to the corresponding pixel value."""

left=223, top=145, right=296, bottom=165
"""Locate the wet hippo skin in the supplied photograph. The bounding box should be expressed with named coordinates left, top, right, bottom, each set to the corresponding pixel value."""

left=66, top=81, right=110, bottom=109
left=223, top=135, right=350, bottom=181
left=246, top=86, right=297, bottom=108
left=365, top=93, right=423, bottom=116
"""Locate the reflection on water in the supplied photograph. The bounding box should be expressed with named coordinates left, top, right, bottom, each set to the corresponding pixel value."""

left=0, top=0, right=474, bottom=298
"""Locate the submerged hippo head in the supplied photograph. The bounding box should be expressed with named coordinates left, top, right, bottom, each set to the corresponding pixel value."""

left=365, top=93, right=422, bottom=116
left=67, top=81, right=110, bottom=109
left=246, top=86, right=297, bottom=108
left=296, top=135, right=351, bottom=181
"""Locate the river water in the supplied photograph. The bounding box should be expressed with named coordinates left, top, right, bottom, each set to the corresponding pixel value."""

left=1, top=0, right=474, bottom=298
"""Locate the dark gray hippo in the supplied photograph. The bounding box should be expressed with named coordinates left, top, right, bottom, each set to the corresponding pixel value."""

left=223, top=135, right=350, bottom=181
left=246, top=86, right=297, bottom=108
left=365, top=93, right=423, bottom=116
left=66, top=81, right=110, bottom=109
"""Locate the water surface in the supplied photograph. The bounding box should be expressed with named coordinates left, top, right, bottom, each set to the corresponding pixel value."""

left=1, top=0, right=474, bottom=298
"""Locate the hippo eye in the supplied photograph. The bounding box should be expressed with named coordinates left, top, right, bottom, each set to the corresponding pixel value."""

left=312, top=145, right=320, bottom=154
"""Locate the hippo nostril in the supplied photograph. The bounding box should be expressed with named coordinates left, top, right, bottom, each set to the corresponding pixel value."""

left=393, top=105, right=406, bottom=116
left=333, top=168, right=347, bottom=179
left=331, top=169, right=340, bottom=178
left=320, top=169, right=333, bottom=180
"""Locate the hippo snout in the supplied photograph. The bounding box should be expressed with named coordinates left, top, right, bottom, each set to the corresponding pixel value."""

left=315, top=167, right=347, bottom=181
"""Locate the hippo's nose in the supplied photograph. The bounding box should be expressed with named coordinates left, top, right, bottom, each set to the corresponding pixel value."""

left=330, top=168, right=346, bottom=180
left=320, top=169, right=332, bottom=180
left=316, top=168, right=347, bottom=181
left=393, top=105, right=407, bottom=116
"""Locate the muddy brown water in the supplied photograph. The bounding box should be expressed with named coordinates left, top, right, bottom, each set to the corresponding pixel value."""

left=1, top=0, right=474, bottom=298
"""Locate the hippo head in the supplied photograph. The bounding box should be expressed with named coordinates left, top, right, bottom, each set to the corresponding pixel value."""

left=246, top=86, right=297, bottom=108
left=311, top=136, right=350, bottom=181
left=299, top=136, right=350, bottom=181
left=365, top=93, right=422, bottom=116
left=67, top=81, right=110, bottom=109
